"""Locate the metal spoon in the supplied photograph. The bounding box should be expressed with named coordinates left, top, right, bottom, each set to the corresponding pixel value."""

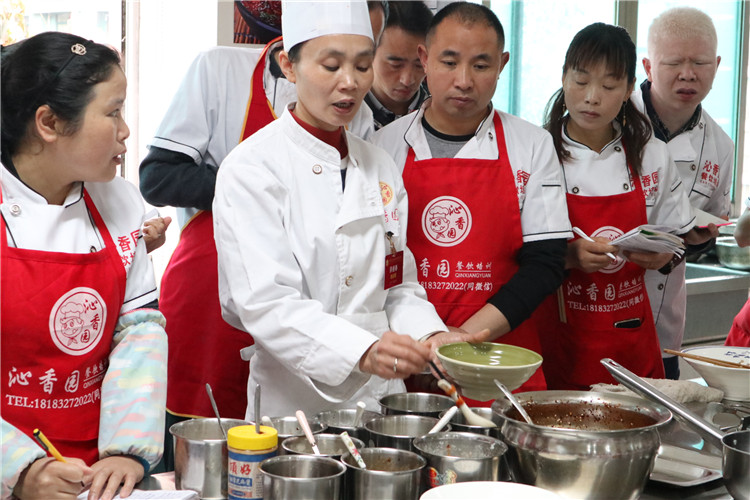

left=254, top=384, right=261, bottom=434
left=494, top=379, right=534, bottom=425
left=205, top=383, right=227, bottom=440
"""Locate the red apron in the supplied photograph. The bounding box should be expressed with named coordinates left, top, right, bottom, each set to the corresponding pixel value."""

left=538, top=159, right=665, bottom=390
left=402, top=112, right=546, bottom=402
left=726, top=299, right=750, bottom=347
left=1, top=188, right=126, bottom=464
left=162, top=37, right=280, bottom=419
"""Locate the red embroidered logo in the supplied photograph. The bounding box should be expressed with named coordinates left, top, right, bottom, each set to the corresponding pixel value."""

left=591, top=226, right=626, bottom=274
left=422, top=196, right=472, bottom=247
left=699, top=160, right=720, bottom=188
left=516, top=170, right=530, bottom=196
left=380, top=182, right=394, bottom=206
left=48, top=287, right=107, bottom=356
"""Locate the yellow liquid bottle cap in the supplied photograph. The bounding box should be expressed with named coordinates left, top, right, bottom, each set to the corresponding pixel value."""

left=227, top=425, right=278, bottom=450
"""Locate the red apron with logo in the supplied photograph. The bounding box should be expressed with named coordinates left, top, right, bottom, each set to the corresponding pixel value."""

left=1, top=189, right=126, bottom=464
left=538, top=161, right=665, bottom=390
left=161, top=38, right=280, bottom=419
left=402, top=112, right=546, bottom=401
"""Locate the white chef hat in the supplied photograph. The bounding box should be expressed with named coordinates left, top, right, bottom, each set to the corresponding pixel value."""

left=282, top=0, right=374, bottom=52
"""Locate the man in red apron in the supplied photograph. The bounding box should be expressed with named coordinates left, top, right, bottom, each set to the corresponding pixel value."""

left=372, top=3, right=572, bottom=402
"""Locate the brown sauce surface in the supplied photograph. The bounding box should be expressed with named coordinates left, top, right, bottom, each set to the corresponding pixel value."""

left=508, top=401, right=657, bottom=430
left=366, top=457, right=414, bottom=472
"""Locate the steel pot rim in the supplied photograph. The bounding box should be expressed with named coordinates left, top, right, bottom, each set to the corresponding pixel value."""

left=492, top=390, right=672, bottom=435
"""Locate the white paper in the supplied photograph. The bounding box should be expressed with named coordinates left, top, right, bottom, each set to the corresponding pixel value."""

left=609, top=225, right=685, bottom=255
left=77, top=490, right=198, bottom=500
left=694, top=208, right=731, bottom=228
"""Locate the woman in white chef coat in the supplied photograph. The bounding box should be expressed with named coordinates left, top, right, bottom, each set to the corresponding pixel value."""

left=213, top=0, right=487, bottom=418
left=538, top=23, right=713, bottom=389
left=1, top=32, right=167, bottom=500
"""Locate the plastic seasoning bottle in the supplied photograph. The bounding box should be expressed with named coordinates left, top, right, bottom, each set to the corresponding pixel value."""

left=227, top=425, right=278, bottom=500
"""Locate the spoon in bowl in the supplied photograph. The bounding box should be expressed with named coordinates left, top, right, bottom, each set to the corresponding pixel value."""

left=205, top=383, right=227, bottom=440
left=296, top=410, right=321, bottom=455
left=494, top=379, right=534, bottom=425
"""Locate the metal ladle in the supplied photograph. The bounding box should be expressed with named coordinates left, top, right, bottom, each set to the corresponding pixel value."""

left=205, top=383, right=227, bottom=440
left=494, top=379, right=534, bottom=425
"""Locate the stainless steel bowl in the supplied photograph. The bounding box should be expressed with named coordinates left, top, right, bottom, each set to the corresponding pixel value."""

left=491, top=390, right=672, bottom=500
left=438, top=407, right=502, bottom=439
left=341, top=447, right=425, bottom=500
left=282, top=433, right=365, bottom=460
left=379, top=392, right=454, bottom=418
left=260, top=455, right=345, bottom=500
left=716, top=236, right=750, bottom=270
left=314, top=408, right=380, bottom=443
left=364, top=415, right=444, bottom=451
left=270, top=415, right=327, bottom=444
left=413, top=431, right=507, bottom=487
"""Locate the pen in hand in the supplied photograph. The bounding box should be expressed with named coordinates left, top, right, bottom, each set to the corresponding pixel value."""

left=572, top=227, right=618, bottom=261
left=32, top=428, right=66, bottom=462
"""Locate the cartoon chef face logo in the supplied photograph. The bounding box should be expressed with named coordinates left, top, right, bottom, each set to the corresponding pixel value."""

left=591, top=226, right=626, bottom=274
left=49, top=287, right=107, bottom=356
left=422, top=196, right=472, bottom=247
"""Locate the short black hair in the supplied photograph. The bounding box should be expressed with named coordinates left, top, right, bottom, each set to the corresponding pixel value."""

left=367, top=0, right=389, bottom=23
left=385, top=1, right=433, bottom=38
left=427, top=1, right=504, bottom=49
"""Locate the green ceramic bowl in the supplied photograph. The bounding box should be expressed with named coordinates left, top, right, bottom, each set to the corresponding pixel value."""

left=436, top=343, right=543, bottom=401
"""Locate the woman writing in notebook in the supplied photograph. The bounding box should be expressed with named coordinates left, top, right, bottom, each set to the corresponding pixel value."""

left=538, top=23, right=714, bottom=390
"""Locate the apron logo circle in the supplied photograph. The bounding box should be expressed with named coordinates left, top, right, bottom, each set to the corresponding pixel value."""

left=422, top=196, right=472, bottom=247
left=380, top=182, right=394, bottom=206
left=592, top=225, right=626, bottom=274
left=48, top=287, right=107, bottom=356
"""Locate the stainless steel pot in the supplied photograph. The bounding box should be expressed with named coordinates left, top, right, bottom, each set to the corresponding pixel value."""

left=602, top=358, right=750, bottom=500
left=437, top=407, right=501, bottom=439
left=169, top=417, right=251, bottom=499
left=341, top=447, right=425, bottom=500
left=365, top=414, right=444, bottom=452
left=491, top=390, right=671, bottom=500
left=282, top=433, right=365, bottom=460
left=314, top=408, right=380, bottom=443
left=269, top=415, right=327, bottom=448
left=716, top=236, right=750, bottom=270
left=379, top=392, right=454, bottom=418
left=260, top=455, right=345, bottom=500
left=413, top=431, right=507, bottom=488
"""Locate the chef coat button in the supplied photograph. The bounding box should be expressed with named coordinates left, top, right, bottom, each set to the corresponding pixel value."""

left=312, top=164, right=323, bottom=175
left=90, top=246, right=97, bottom=253
left=572, top=187, right=579, bottom=194
left=623, top=183, right=629, bottom=191
left=9, top=204, right=21, bottom=216
left=614, top=146, right=622, bottom=152
left=345, top=275, right=354, bottom=287
left=488, top=131, right=494, bottom=140
left=658, top=283, right=664, bottom=290
left=699, top=123, right=704, bottom=129
left=690, top=164, right=697, bottom=171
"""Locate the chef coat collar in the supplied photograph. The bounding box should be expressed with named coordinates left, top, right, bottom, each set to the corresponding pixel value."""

left=282, top=104, right=350, bottom=167
left=403, top=98, right=496, bottom=159
left=1, top=161, right=84, bottom=208
left=639, top=79, right=702, bottom=142
left=562, top=118, right=624, bottom=155
left=365, top=85, right=429, bottom=131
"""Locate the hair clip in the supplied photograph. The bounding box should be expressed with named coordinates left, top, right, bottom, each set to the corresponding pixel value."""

left=71, top=43, right=87, bottom=56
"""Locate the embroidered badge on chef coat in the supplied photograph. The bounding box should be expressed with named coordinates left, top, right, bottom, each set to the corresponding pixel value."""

left=380, top=182, right=394, bottom=206
left=422, top=196, right=472, bottom=247
left=49, top=287, right=107, bottom=356
left=591, top=226, right=626, bottom=274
